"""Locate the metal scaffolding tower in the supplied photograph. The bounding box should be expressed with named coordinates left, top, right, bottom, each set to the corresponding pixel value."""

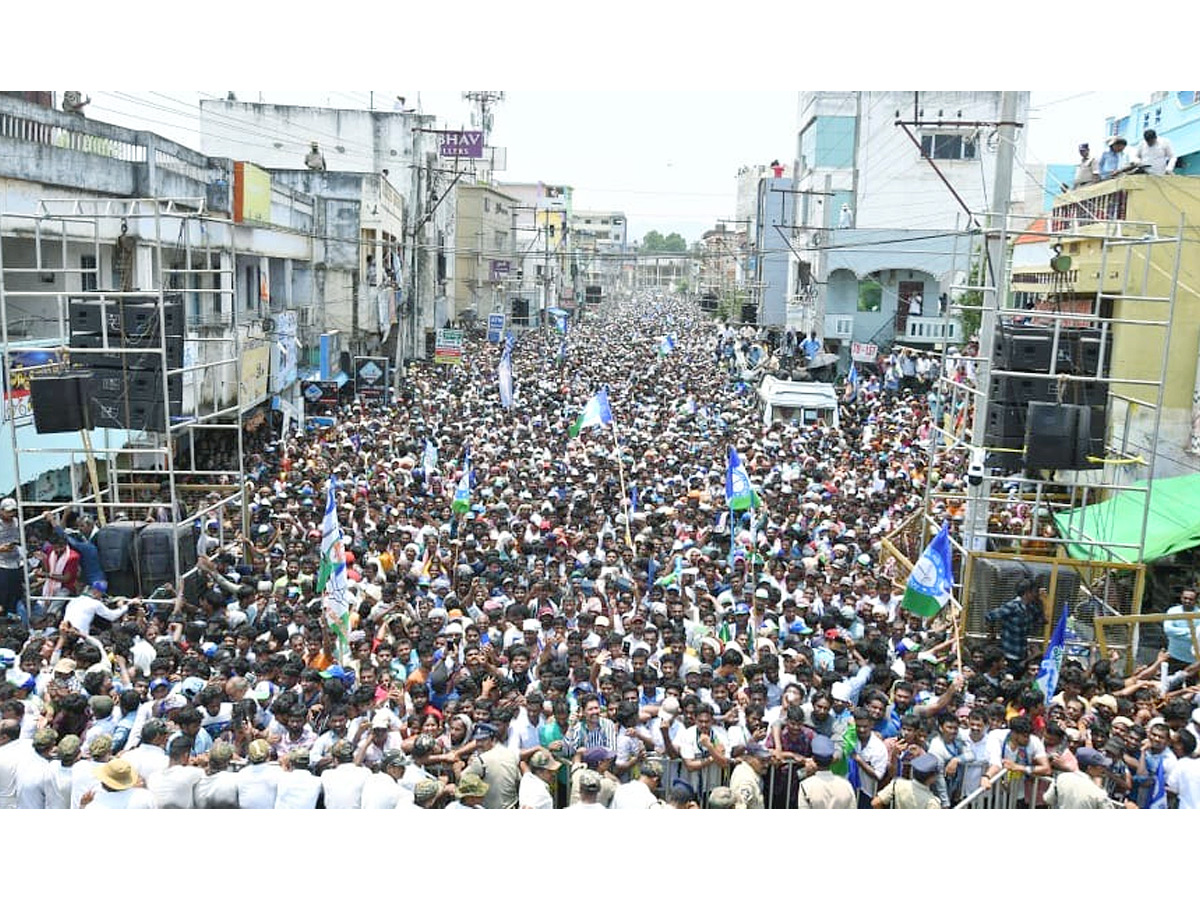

left=0, top=196, right=246, bottom=600
left=907, top=208, right=1182, bottom=656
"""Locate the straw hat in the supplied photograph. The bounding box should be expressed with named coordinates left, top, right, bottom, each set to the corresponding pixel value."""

left=95, top=758, right=138, bottom=791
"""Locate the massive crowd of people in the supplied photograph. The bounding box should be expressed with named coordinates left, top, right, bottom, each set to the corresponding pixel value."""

left=1, top=293, right=1197, bottom=810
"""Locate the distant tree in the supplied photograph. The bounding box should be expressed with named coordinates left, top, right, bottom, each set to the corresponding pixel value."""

left=663, top=233, right=687, bottom=252
left=641, top=230, right=665, bottom=252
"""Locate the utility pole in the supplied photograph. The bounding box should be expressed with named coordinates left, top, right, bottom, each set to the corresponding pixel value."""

left=463, top=91, right=503, bottom=183
left=965, top=90, right=1020, bottom=552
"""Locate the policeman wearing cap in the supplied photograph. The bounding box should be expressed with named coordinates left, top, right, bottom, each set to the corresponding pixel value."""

left=872, top=753, right=942, bottom=809
left=795, top=735, right=856, bottom=809
left=1045, top=748, right=1136, bottom=809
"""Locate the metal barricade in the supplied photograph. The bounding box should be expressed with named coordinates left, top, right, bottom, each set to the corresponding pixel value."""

left=954, top=775, right=1055, bottom=809
left=763, top=761, right=804, bottom=809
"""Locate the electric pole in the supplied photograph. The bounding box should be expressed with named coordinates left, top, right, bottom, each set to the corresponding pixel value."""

left=463, top=91, right=503, bottom=183
left=965, top=91, right=1020, bottom=552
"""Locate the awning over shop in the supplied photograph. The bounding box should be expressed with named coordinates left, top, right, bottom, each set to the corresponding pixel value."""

left=1052, top=473, right=1200, bottom=563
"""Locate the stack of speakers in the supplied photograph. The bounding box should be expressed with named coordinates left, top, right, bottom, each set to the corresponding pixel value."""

left=30, top=297, right=184, bottom=434
left=95, top=520, right=198, bottom=598
left=985, top=323, right=1111, bottom=472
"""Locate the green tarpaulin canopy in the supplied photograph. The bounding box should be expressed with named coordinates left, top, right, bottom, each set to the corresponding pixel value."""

left=1052, top=472, right=1200, bottom=563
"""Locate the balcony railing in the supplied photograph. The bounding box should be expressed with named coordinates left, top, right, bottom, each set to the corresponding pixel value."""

left=903, top=315, right=960, bottom=343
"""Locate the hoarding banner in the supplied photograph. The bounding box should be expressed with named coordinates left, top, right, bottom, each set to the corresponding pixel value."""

left=435, top=329, right=464, bottom=365
left=851, top=342, right=878, bottom=363
left=487, top=314, right=506, bottom=343
left=438, top=130, right=484, bottom=158
left=354, top=356, right=389, bottom=399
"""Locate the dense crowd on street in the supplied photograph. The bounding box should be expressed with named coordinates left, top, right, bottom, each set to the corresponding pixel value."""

left=1, top=292, right=1198, bottom=810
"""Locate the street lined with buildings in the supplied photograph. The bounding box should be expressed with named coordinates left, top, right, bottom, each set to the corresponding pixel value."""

left=2, top=91, right=1200, bottom=811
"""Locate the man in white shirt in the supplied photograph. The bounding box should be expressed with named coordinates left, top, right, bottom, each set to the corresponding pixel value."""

left=72, top=735, right=112, bottom=808
left=848, top=707, right=889, bottom=807
left=275, top=748, right=323, bottom=809
left=145, top=733, right=202, bottom=809
left=1134, top=129, right=1176, bottom=176
left=982, top=715, right=1051, bottom=806
left=610, top=758, right=664, bottom=809
left=361, top=749, right=413, bottom=809
left=63, top=584, right=130, bottom=636
left=194, top=742, right=239, bottom=809
left=518, top=747, right=560, bottom=808
left=44, top=734, right=81, bottom=809
left=320, top=740, right=369, bottom=809
left=121, top=719, right=170, bottom=784
left=676, top=706, right=730, bottom=795
left=236, top=739, right=281, bottom=809
left=0, top=720, right=28, bottom=809
left=81, top=758, right=157, bottom=809
left=15, top=728, right=56, bottom=808
left=1168, top=730, right=1200, bottom=809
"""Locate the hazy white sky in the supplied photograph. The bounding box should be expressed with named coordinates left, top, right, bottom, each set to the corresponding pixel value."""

left=85, top=90, right=1156, bottom=243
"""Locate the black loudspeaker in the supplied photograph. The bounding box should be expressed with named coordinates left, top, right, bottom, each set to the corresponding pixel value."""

left=989, top=374, right=1054, bottom=406
left=69, top=298, right=182, bottom=339
left=95, top=521, right=144, bottom=598
left=1025, top=402, right=1087, bottom=469
left=995, top=325, right=1053, bottom=372
left=86, top=395, right=172, bottom=431
left=90, top=364, right=182, bottom=410
left=30, top=372, right=92, bottom=434
left=986, top=403, right=1028, bottom=440
left=70, top=331, right=184, bottom=368
left=1055, top=379, right=1109, bottom=409
left=136, top=523, right=197, bottom=589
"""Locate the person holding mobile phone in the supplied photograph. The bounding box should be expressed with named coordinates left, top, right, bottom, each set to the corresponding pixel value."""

left=0, top=498, right=25, bottom=622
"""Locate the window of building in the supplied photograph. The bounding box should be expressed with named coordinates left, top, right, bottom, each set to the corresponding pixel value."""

left=81, top=254, right=98, bottom=292
left=484, top=197, right=491, bottom=212
left=246, top=266, right=257, bottom=310
left=920, top=133, right=976, bottom=160
left=857, top=277, right=882, bottom=312
left=494, top=230, right=506, bottom=251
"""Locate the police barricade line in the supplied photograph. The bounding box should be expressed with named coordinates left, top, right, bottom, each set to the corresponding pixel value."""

left=953, top=775, right=1056, bottom=809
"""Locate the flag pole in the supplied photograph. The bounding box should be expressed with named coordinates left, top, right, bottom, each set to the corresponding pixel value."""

left=610, top=417, right=634, bottom=549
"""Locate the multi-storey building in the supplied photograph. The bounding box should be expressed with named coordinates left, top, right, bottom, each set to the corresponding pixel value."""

left=789, top=91, right=1032, bottom=360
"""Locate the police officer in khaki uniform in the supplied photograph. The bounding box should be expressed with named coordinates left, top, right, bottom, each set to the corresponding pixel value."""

left=796, top=735, right=856, bottom=809
left=873, top=753, right=942, bottom=809
left=1044, top=748, right=1136, bottom=809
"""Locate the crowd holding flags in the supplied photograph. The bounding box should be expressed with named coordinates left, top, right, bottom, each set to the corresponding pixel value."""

left=451, top=465, right=472, bottom=515
left=422, top=438, right=438, bottom=484
left=1035, top=605, right=1069, bottom=703
left=317, top=478, right=351, bottom=663
left=569, top=387, right=613, bottom=437
left=901, top=522, right=955, bottom=619
left=498, top=333, right=514, bottom=410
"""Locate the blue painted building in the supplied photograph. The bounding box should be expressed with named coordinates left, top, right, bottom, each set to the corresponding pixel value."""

left=1106, top=91, right=1200, bottom=175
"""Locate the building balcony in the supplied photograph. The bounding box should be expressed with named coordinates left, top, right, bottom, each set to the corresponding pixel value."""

left=0, top=94, right=231, bottom=214
left=902, top=315, right=961, bottom=344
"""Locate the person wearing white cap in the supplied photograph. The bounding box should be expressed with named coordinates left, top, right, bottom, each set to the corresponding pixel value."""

left=354, top=709, right=404, bottom=769
left=0, top=497, right=25, bottom=622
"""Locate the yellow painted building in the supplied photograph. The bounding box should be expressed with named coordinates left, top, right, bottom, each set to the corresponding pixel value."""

left=1010, top=173, right=1200, bottom=477
left=451, top=184, right=518, bottom=323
